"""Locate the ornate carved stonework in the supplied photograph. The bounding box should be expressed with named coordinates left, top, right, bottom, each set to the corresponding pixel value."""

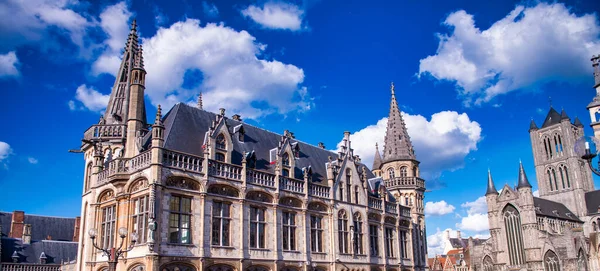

left=166, top=178, right=199, bottom=190
left=308, top=202, right=327, bottom=212
left=384, top=216, right=396, bottom=225
left=368, top=213, right=381, bottom=222
left=99, top=190, right=114, bottom=202
left=130, top=179, right=149, bottom=193
left=279, top=197, right=302, bottom=208
left=207, top=184, right=239, bottom=197
left=247, top=191, right=273, bottom=203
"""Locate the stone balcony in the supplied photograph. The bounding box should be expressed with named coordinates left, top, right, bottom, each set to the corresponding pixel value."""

left=384, top=176, right=425, bottom=190
left=83, top=124, right=127, bottom=141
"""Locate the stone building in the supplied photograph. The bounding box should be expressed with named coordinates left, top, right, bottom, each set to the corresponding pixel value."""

left=476, top=56, right=600, bottom=270
left=427, top=230, right=487, bottom=271
left=75, top=21, right=428, bottom=271
left=0, top=211, right=79, bottom=271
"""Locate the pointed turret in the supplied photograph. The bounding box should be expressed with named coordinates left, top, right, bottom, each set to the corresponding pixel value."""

left=382, top=82, right=416, bottom=162
left=560, top=109, right=570, bottom=121
left=517, top=161, right=532, bottom=189
left=486, top=169, right=498, bottom=195
left=152, top=105, right=165, bottom=148
left=541, top=107, right=561, bottom=128
left=372, top=143, right=382, bottom=170
left=529, top=119, right=538, bottom=132
left=574, top=116, right=584, bottom=127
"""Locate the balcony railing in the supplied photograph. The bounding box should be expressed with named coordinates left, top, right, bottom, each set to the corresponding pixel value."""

left=246, top=168, right=276, bottom=187
left=386, top=203, right=397, bottom=215
left=97, top=158, right=128, bottom=185
left=369, top=197, right=382, bottom=210
left=279, top=176, right=304, bottom=193
left=400, top=205, right=411, bottom=217
left=308, top=183, right=330, bottom=198
left=84, top=124, right=126, bottom=141
left=208, top=160, right=242, bottom=180
left=2, top=263, right=61, bottom=271
left=163, top=150, right=203, bottom=173
left=129, top=150, right=152, bottom=172
left=384, top=177, right=425, bottom=190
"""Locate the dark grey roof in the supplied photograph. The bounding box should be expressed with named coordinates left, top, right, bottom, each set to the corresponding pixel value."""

left=382, top=83, right=416, bottom=163
left=1, top=238, right=77, bottom=264
left=0, top=212, right=75, bottom=241
left=574, top=117, right=584, bottom=127
left=585, top=190, right=600, bottom=215
left=366, top=177, right=396, bottom=202
left=517, top=162, right=532, bottom=189
left=560, top=109, right=570, bottom=120
left=541, top=107, right=562, bottom=128
left=529, top=119, right=538, bottom=131
left=485, top=170, right=498, bottom=195
left=372, top=143, right=382, bottom=170
left=160, top=103, right=375, bottom=183
left=533, top=197, right=582, bottom=222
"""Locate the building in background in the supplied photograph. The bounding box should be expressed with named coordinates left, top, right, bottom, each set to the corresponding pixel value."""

left=74, top=20, right=429, bottom=271
left=0, top=211, right=79, bottom=271
left=427, top=230, right=488, bottom=271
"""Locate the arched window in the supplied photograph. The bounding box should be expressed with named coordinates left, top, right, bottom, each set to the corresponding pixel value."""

left=592, top=221, right=597, bottom=232
left=412, top=166, right=417, bottom=177
left=577, top=249, right=588, bottom=271
left=282, top=153, right=290, bottom=166
left=551, top=168, right=558, bottom=191
left=388, top=168, right=395, bottom=179
left=354, top=186, right=359, bottom=204
left=503, top=205, right=526, bottom=265
left=544, top=250, right=560, bottom=271
left=206, top=264, right=232, bottom=271
left=215, top=153, right=225, bottom=162
left=346, top=169, right=351, bottom=202
left=282, top=168, right=290, bottom=177
left=339, top=184, right=344, bottom=202
left=129, top=265, right=145, bottom=271
left=562, top=165, right=571, bottom=188
left=559, top=166, right=566, bottom=189
left=400, top=167, right=407, bottom=177
left=85, top=163, right=92, bottom=191
left=543, top=137, right=551, bottom=159
left=353, top=213, right=363, bottom=254
left=482, top=256, right=493, bottom=271
left=338, top=210, right=349, bottom=254
left=216, top=134, right=226, bottom=150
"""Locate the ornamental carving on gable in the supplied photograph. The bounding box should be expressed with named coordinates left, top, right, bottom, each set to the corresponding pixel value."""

left=99, top=190, right=114, bottom=202
left=280, top=197, right=302, bottom=208
left=207, top=184, right=239, bottom=197
left=246, top=191, right=273, bottom=203
left=166, top=177, right=199, bottom=191
left=130, top=179, right=149, bottom=193
left=307, top=202, right=327, bottom=212
left=368, top=213, right=381, bottom=222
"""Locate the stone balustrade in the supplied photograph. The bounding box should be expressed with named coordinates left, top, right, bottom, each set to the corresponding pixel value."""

left=386, top=203, right=397, bottom=215
left=246, top=168, right=276, bottom=187
left=369, top=197, right=383, bottom=210
left=163, top=150, right=203, bottom=173
left=384, top=177, right=425, bottom=190
left=129, top=150, right=152, bottom=172
left=399, top=205, right=411, bottom=218
left=97, top=158, right=128, bottom=185
left=2, top=263, right=61, bottom=271
left=308, top=183, right=329, bottom=198
left=208, top=160, right=242, bottom=180
left=279, top=176, right=304, bottom=193
left=84, top=124, right=126, bottom=141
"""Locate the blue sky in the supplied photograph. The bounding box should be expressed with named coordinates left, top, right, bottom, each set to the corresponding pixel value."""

left=1, top=0, right=599, bottom=255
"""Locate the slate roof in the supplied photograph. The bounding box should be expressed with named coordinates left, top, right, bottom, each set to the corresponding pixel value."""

left=159, top=103, right=375, bottom=183
left=533, top=197, right=582, bottom=222
left=382, top=83, right=416, bottom=163
left=585, top=190, right=600, bottom=215
left=541, top=107, right=562, bottom=128
left=0, top=212, right=75, bottom=241
left=1, top=238, right=77, bottom=264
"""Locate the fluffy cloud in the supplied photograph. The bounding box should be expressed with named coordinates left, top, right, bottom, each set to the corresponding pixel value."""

left=461, top=196, right=488, bottom=215
left=425, top=201, right=456, bottom=216
left=28, top=157, right=38, bottom=164
left=0, top=142, right=12, bottom=162
left=0, top=0, right=92, bottom=53
left=242, top=2, right=305, bottom=31
left=427, top=228, right=457, bottom=256
left=142, top=19, right=312, bottom=118
left=71, top=84, right=110, bottom=112
left=92, top=2, right=132, bottom=76
left=456, top=213, right=489, bottom=232
left=418, top=3, right=600, bottom=105
left=533, top=190, right=539, bottom=197
left=203, top=2, right=219, bottom=18
left=0, top=51, right=19, bottom=77
left=340, top=111, right=481, bottom=179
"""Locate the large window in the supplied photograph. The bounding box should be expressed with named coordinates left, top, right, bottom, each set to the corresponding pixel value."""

left=400, top=166, right=407, bottom=177
left=215, top=153, right=225, bottom=162
left=504, top=205, right=526, bottom=265
left=369, top=225, right=379, bottom=256
left=282, top=211, right=296, bottom=251
left=385, top=227, right=394, bottom=257
left=132, top=195, right=149, bottom=244
left=577, top=249, right=588, bottom=271
left=544, top=250, right=560, bottom=271
left=85, top=163, right=92, bottom=191
left=353, top=213, right=363, bottom=254
left=282, top=153, right=290, bottom=166
left=354, top=186, right=359, bottom=204
left=250, top=206, right=266, bottom=248
left=483, top=256, right=493, bottom=271
left=169, top=196, right=191, bottom=244
left=559, top=165, right=570, bottom=189
left=388, top=168, right=395, bottom=179
left=310, top=215, right=323, bottom=252
left=212, top=201, right=231, bottom=246
left=400, top=230, right=408, bottom=258
left=101, top=205, right=116, bottom=248
left=346, top=169, right=351, bottom=203
left=338, top=211, right=349, bottom=253
left=216, top=134, right=226, bottom=150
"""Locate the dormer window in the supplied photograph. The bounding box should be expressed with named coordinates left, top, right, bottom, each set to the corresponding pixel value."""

left=388, top=168, right=395, bottom=179
left=215, top=153, right=225, bottom=162
left=216, top=134, right=226, bottom=150
left=400, top=166, right=408, bottom=177
left=282, top=153, right=290, bottom=166
left=238, top=131, right=244, bottom=142
left=282, top=168, right=290, bottom=177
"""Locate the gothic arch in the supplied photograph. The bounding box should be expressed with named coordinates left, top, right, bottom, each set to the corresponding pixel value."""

left=482, top=255, right=493, bottom=271
left=97, top=189, right=115, bottom=203
left=544, top=250, right=560, bottom=271
left=503, top=204, right=526, bottom=265
left=161, top=263, right=198, bottom=271
left=85, top=162, right=93, bottom=191
left=577, top=248, right=588, bottom=271
left=128, top=263, right=145, bottom=271
left=128, top=178, right=149, bottom=193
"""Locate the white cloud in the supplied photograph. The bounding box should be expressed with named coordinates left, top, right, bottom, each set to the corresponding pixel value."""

left=142, top=19, right=312, bottom=119
left=427, top=228, right=457, bottom=256
left=0, top=142, right=12, bottom=162
left=425, top=201, right=456, bottom=216
left=242, top=2, right=304, bottom=31
left=340, top=111, right=481, bottom=179
left=418, top=3, right=600, bottom=105
left=92, top=2, right=132, bottom=76
left=0, top=0, right=92, bottom=53
left=456, top=213, right=489, bottom=232
left=203, top=1, right=219, bottom=18
left=461, top=196, right=488, bottom=215
left=28, top=157, right=38, bottom=164
left=0, top=51, right=19, bottom=77
left=533, top=190, right=539, bottom=196
left=73, top=84, right=110, bottom=112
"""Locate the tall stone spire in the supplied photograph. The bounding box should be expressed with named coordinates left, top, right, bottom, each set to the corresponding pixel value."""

left=103, top=19, right=144, bottom=124
left=517, top=161, right=532, bottom=189
left=197, top=92, right=203, bottom=110
left=382, top=82, right=416, bottom=163
left=486, top=169, right=498, bottom=195
left=372, top=143, right=382, bottom=170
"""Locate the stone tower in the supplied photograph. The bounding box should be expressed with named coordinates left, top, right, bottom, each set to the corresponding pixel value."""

left=529, top=107, right=593, bottom=217
left=378, top=83, right=427, bottom=268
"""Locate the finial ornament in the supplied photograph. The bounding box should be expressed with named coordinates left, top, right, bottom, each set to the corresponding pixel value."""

left=197, top=92, right=203, bottom=110
left=155, top=105, right=162, bottom=124
left=390, top=82, right=395, bottom=96
left=131, top=19, right=137, bottom=32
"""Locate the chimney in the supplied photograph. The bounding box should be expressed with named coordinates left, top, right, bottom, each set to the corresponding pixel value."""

left=46, top=235, right=52, bottom=240
left=318, top=142, right=325, bottom=149
left=457, top=230, right=462, bottom=239
left=22, top=224, right=31, bottom=244
left=73, top=217, right=81, bottom=242
left=232, top=114, right=242, bottom=121
left=443, top=229, right=450, bottom=241
left=9, top=211, right=25, bottom=239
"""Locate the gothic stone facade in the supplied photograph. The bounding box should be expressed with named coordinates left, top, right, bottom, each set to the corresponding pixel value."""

left=75, top=21, right=428, bottom=271
left=476, top=56, right=600, bottom=271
